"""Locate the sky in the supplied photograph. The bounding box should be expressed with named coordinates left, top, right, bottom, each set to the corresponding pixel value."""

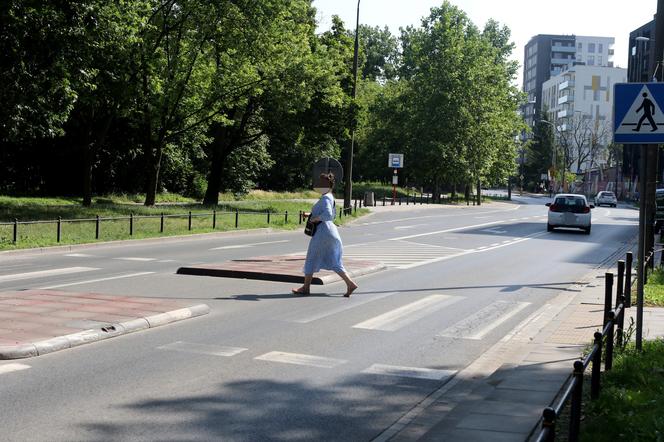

left=312, top=0, right=657, bottom=86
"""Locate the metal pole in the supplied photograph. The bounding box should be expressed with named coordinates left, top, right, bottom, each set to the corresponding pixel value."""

left=617, top=260, right=625, bottom=346
left=626, top=251, right=633, bottom=308
left=569, top=360, right=584, bottom=441
left=213, top=210, right=216, bottom=229
left=606, top=311, right=615, bottom=371
left=343, top=0, right=361, bottom=213
left=591, top=332, right=603, bottom=399
left=95, top=215, right=100, bottom=239
left=604, top=272, right=613, bottom=327
left=57, top=216, right=61, bottom=243
left=13, top=218, right=17, bottom=243
left=637, top=144, right=646, bottom=350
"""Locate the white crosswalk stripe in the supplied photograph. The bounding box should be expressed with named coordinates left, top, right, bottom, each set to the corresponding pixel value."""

left=157, top=341, right=247, bottom=357
left=255, top=351, right=347, bottom=368
left=0, top=363, right=30, bottom=375
left=343, top=240, right=469, bottom=269
left=437, top=301, right=531, bottom=340
left=353, top=294, right=462, bottom=331
left=0, top=267, right=98, bottom=283
left=362, top=364, right=456, bottom=381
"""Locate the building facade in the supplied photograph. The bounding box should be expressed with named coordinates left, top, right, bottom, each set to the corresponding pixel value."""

left=541, top=65, right=627, bottom=193
left=522, top=35, right=615, bottom=129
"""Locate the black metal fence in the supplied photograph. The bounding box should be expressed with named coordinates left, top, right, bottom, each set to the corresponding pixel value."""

left=534, top=251, right=635, bottom=442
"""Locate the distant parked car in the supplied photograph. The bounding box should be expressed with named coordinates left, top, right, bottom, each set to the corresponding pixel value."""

left=594, top=191, right=617, bottom=207
left=546, top=193, right=594, bottom=234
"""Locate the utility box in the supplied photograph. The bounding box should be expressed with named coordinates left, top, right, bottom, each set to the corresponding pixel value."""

left=364, top=191, right=375, bottom=207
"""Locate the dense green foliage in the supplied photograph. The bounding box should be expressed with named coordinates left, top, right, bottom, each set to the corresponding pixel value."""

left=1, top=1, right=525, bottom=206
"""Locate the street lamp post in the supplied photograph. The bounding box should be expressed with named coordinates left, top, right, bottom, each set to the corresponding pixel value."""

left=343, top=0, right=360, bottom=213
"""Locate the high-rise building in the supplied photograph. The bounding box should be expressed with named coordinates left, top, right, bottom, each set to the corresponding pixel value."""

left=522, top=35, right=615, bottom=129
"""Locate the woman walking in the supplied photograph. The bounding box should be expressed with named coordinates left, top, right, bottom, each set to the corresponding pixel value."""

left=292, top=172, right=358, bottom=297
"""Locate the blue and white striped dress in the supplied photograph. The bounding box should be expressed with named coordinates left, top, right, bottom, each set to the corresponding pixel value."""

left=303, top=193, right=346, bottom=274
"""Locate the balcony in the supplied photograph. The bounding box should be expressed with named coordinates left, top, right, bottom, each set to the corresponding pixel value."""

left=608, top=49, right=615, bottom=55
left=558, top=94, right=574, bottom=105
left=552, top=44, right=576, bottom=53
left=559, top=80, right=575, bottom=90
left=551, top=57, right=574, bottom=65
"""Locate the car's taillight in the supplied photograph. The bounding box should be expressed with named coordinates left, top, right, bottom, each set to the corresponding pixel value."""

left=583, top=206, right=590, bottom=214
left=549, top=204, right=560, bottom=212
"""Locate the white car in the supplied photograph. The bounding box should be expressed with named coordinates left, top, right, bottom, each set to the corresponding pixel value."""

left=546, top=194, right=593, bottom=234
left=594, top=191, right=617, bottom=207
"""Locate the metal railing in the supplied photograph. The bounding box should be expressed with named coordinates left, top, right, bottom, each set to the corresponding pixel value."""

left=534, top=252, right=634, bottom=442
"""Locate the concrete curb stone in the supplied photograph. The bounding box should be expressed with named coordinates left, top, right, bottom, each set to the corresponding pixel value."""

left=0, top=303, right=210, bottom=360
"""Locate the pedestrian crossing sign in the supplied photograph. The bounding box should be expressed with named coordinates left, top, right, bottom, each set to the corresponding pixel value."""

left=614, top=83, right=664, bottom=143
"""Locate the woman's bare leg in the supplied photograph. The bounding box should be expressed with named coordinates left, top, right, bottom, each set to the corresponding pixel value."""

left=336, top=272, right=358, bottom=297
left=293, top=274, right=313, bottom=294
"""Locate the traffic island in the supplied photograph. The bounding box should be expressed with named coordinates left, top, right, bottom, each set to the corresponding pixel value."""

left=0, top=290, right=209, bottom=359
left=176, top=255, right=385, bottom=285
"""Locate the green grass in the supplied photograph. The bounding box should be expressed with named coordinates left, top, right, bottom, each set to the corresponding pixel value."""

left=645, top=267, right=664, bottom=307
left=581, top=339, right=664, bottom=441
left=0, top=194, right=369, bottom=250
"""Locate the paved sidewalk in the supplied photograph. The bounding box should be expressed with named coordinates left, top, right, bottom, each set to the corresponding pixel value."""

left=0, top=289, right=209, bottom=359
left=177, top=255, right=385, bottom=285
left=381, top=266, right=664, bottom=442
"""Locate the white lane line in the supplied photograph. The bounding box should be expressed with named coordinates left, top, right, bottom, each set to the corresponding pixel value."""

left=362, top=364, right=456, bottom=381
left=389, top=220, right=506, bottom=241
left=471, top=231, right=547, bottom=254
left=501, top=240, right=511, bottom=244
left=353, top=295, right=462, bottom=331
left=0, top=267, right=98, bottom=283
left=209, top=240, right=290, bottom=250
left=64, top=253, right=95, bottom=258
left=113, top=257, right=156, bottom=262
left=490, top=243, right=500, bottom=247
left=394, top=224, right=429, bottom=230
left=474, top=216, right=492, bottom=219
left=157, top=341, right=247, bottom=357
left=38, top=272, right=155, bottom=289
left=286, top=292, right=399, bottom=323
left=438, top=301, right=530, bottom=340
left=0, top=363, right=31, bottom=375
left=157, top=259, right=176, bottom=263
left=255, top=351, right=346, bottom=368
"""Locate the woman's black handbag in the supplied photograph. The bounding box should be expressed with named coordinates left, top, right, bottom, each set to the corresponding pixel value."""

left=304, top=217, right=318, bottom=237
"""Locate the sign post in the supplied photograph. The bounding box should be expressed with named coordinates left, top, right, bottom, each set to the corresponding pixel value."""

left=614, top=82, right=664, bottom=350
left=388, top=154, right=404, bottom=205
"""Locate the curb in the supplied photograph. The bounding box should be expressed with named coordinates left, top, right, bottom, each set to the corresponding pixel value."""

left=0, top=304, right=210, bottom=360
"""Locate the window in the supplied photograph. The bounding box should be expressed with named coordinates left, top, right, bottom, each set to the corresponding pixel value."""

left=588, top=43, right=596, bottom=53
left=587, top=56, right=595, bottom=65
left=578, top=42, right=583, bottom=50
left=598, top=43, right=603, bottom=53
left=598, top=56, right=603, bottom=66
left=594, top=90, right=600, bottom=101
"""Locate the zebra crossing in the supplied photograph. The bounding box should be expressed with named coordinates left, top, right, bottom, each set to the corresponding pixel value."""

left=157, top=295, right=532, bottom=382
left=343, top=240, right=468, bottom=269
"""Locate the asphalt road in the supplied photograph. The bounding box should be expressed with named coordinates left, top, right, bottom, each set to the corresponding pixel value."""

left=0, top=196, right=638, bottom=441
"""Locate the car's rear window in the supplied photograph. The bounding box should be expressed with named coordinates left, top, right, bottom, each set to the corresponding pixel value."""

left=602, top=192, right=615, bottom=197
left=554, top=196, right=587, bottom=213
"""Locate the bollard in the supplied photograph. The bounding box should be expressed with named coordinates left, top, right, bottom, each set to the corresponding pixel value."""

left=160, top=212, right=165, bottom=233
left=383, top=195, right=386, bottom=206
left=285, top=211, right=288, bottom=224
left=603, top=272, right=613, bottom=327
left=339, top=207, right=343, bottom=218
left=95, top=215, right=100, bottom=239
left=130, top=213, right=134, bottom=236
left=354, top=200, right=357, bottom=212
left=591, top=331, right=603, bottom=399
left=188, top=211, right=192, bottom=231
left=399, top=197, right=402, bottom=206
left=420, top=193, right=423, bottom=205
left=625, top=252, right=633, bottom=308
left=406, top=194, right=409, bottom=205
left=541, top=407, right=556, bottom=442
left=13, top=218, right=17, bottom=243
left=570, top=360, right=585, bottom=441
left=213, top=210, right=216, bottom=229
left=57, top=216, right=61, bottom=243
left=299, top=210, right=302, bottom=224
left=427, top=194, right=430, bottom=204
left=616, top=260, right=625, bottom=346
left=235, top=209, right=239, bottom=228
left=606, top=311, right=615, bottom=371
left=267, top=211, right=270, bottom=224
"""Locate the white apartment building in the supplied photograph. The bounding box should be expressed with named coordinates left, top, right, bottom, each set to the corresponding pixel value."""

left=574, top=36, right=615, bottom=69
left=541, top=65, right=627, bottom=176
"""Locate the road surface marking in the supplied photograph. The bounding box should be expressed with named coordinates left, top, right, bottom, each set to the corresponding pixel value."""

left=157, top=341, right=247, bottom=357
left=209, top=240, right=290, bottom=250
left=474, top=216, right=492, bottom=219
left=0, top=267, right=98, bottom=283
left=362, top=364, right=456, bottom=381
left=438, top=301, right=530, bottom=340
left=353, top=295, right=462, bottom=331
left=64, top=253, right=95, bottom=258
left=39, top=272, right=155, bottom=289
left=285, top=292, right=399, bottom=323
left=157, top=259, right=176, bottom=263
left=255, top=351, right=346, bottom=368
left=0, top=363, right=31, bottom=375
left=389, top=220, right=506, bottom=241
left=394, top=224, right=428, bottom=230
left=343, top=240, right=465, bottom=269
left=113, top=257, right=157, bottom=262
left=481, top=227, right=507, bottom=234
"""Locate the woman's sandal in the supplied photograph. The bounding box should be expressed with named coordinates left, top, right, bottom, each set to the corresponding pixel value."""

left=292, top=287, right=310, bottom=295
left=344, top=284, right=358, bottom=298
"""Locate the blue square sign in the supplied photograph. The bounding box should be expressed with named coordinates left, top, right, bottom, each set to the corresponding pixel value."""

left=614, top=83, right=664, bottom=144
